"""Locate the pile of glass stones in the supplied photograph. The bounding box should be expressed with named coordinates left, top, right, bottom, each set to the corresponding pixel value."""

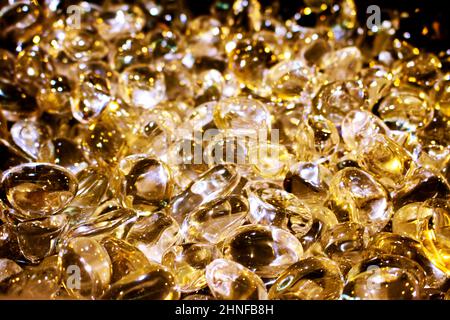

left=0, top=0, right=450, bottom=300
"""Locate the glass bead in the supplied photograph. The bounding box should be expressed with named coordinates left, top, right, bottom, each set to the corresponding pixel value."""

left=186, top=16, right=222, bottom=56
left=319, top=46, right=362, bottom=81
left=393, top=53, right=442, bottom=91
left=392, top=202, right=429, bottom=241
left=100, top=236, right=150, bottom=284
left=299, top=205, right=338, bottom=251
left=162, top=243, right=221, bottom=293
left=63, top=28, right=108, bottom=62
left=378, top=88, right=434, bottom=132
left=249, top=142, right=293, bottom=179
left=39, top=138, right=89, bottom=175
left=312, top=80, right=368, bottom=126
left=109, top=34, right=151, bottom=73
left=125, top=211, right=181, bottom=263
left=36, top=75, right=72, bottom=116
left=222, top=224, right=304, bottom=277
left=168, top=164, right=240, bottom=224
left=0, top=258, right=22, bottom=284
left=268, top=257, right=344, bottom=300
left=10, top=119, right=52, bottom=160
left=181, top=195, right=249, bottom=244
left=71, top=167, right=109, bottom=209
left=205, top=258, right=268, bottom=300
left=119, top=64, right=166, bottom=110
left=147, top=27, right=184, bottom=61
left=1, top=163, right=78, bottom=219
left=58, top=237, right=112, bottom=299
left=327, top=167, right=392, bottom=234
left=101, top=263, right=180, bottom=300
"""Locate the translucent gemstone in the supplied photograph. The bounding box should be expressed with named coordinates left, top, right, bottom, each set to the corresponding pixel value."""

left=321, top=222, right=369, bottom=273
left=147, top=27, right=183, bottom=60
left=249, top=143, right=293, bottom=179
left=392, top=202, right=429, bottom=241
left=222, top=224, right=304, bottom=277
left=94, top=4, right=145, bottom=40
left=163, top=60, right=194, bottom=103
left=266, top=60, right=317, bottom=102
left=0, top=258, right=22, bottom=284
left=14, top=46, right=54, bottom=95
left=119, top=64, right=166, bottom=110
left=125, top=211, right=181, bottom=263
left=299, top=205, right=338, bottom=251
left=358, top=134, right=414, bottom=190
left=313, top=80, right=368, bottom=126
left=15, top=213, right=67, bottom=263
left=194, top=69, right=224, bottom=103
left=268, top=257, right=344, bottom=300
left=162, top=243, right=221, bottom=292
left=71, top=167, right=109, bottom=208
left=245, top=187, right=313, bottom=237
left=369, top=233, right=448, bottom=288
left=294, top=115, right=340, bottom=161
left=360, top=65, right=393, bottom=107
left=58, top=237, right=112, bottom=299
left=168, top=164, right=240, bottom=224
left=228, top=39, right=278, bottom=92
left=186, top=16, right=222, bottom=56
left=36, top=75, right=72, bottom=116
left=102, top=263, right=180, bottom=300
left=0, top=79, right=39, bottom=121
left=110, top=34, right=151, bottom=72
left=341, top=110, right=390, bottom=150
left=1, top=163, right=78, bottom=219
left=63, top=28, right=108, bottom=62
left=420, top=199, right=450, bottom=274
left=100, top=237, right=150, bottom=283
left=319, top=47, right=363, bottom=81
left=393, top=53, right=442, bottom=90
left=181, top=195, right=249, bottom=244
left=378, top=88, right=434, bottom=132
left=283, top=162, right=331, bottom=204
left=225, top=0, right=262, bottom=34
left=71, top=74, right=112, bottom=123
left=67, top=208, right=137, bottom=240
left=40, top=138, right=89, bottom=175
left=205, top=259, right=267, bottom=300
left=327, top=167, right=392, bottom=234
left=10, top=119, right=52, bottom=159
left=213, top=97, right=271, bottom=131
left=82, top=118, right=126, bottom=165
left=343, top=255, right=423, bottom=300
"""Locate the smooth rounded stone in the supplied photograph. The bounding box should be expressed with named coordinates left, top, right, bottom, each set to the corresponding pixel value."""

left=369, top=233, right=448, bottom=288
left=36, top=75, right=72, bottom=116
left=222, top=225, right=304, bottom=278
left=100, top=237, right=150, bottom=284
left=327, top=167, right=392, bottom=234
left=66, top=208, right=138, bottom=240
left=15, top=213, right=67, bottom=263
left=94, top=4, right=145, bottom=40
left=341, top=110, right=391, bottom=150
left=294, top=115, right=340, bottom=161
left=1, top=163, right=78, bottom=219
left=393, top=53, right=442, bottom=90
left=186, top=16, right=222, bottom=55
left=312, top=80, right=368, bottom=126
left=162, top=243, right=221, bottom=293
left=228, top=38, right=278, bottom=93
left=283, top=161, right=331, bottom=205
left=321, top=222, right=369, bottom=274
left=360, top=65, right=393, bottom=107
left=0, top=258, right=22, bottom=283
left=268, top=257, right=344, bottom=300
left=71, top=74, right=112, bottom=123
left=10, top=119, right=52, bottom=160
left=245, top=187, right=313, bottom=237
left=213, top=97, right=271, bottom=132
left=181, top=195, right=249, bottom=244
left=419, top=199, right=450, bottom=274
left=319, top=46, right=362, bottom=81
left=58, top=237, right=112, bottom=299
left=378, top=88, right=434, bottom=132
left=299, top=205, right=338, bottom=251
left=168, top=164, right=240, bottom=224
left=266, top=59, right=317, bottom=102
left=102, top=263, right=180, bottom=300
left=249, top=143, right=293, bottom=180
left=0, top=79, right=40, bottom=121
left=205, top=259, right=268, bottom=300
left=125, top=211, right=181, bottom=263
left=392, top=202, right=429, bottom=241
left=70, top=167, right=109, bottom=208
left=119, top=64, right=166, bottom=110
left=358, top=134, right=414, bottom=190
left=343, top=254, right=425, bottom=300
left=5, top=255, right=61, bottom=299
left=39, top=138, right=90, bottom=175
left=121, top=158, right=173, bottom=211
left=63, top=28, right=108, bottom=62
